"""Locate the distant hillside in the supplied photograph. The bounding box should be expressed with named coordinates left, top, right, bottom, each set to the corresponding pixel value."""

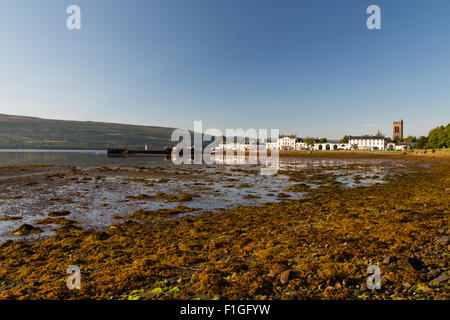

left=0, top=114, right=176, bottom=150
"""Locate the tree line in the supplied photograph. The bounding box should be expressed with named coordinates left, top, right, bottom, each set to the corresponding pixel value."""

left=411, top=123, right=449, bottom=149
left=337, top=123, right=449, bottom=149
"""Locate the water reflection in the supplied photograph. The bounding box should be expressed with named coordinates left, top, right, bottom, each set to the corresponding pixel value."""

left=0, top=150, right=169, bottom=167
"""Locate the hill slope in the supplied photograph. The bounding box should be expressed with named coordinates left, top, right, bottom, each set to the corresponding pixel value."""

left=0, top=114, right=176, bottom=150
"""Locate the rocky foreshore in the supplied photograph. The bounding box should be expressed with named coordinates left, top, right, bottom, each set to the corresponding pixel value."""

left=0, top=153, right=448, bottom=300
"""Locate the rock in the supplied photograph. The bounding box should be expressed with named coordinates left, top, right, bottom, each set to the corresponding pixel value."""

left=383, top=255, right=397, bottom=265
left=427, top=270, right=440, bottom=280
left=431, top=274, right=449, bottom=284
left=324, top=286, right=335, bottom=294
left=359, top=282, right=368, bottom=293
left=402, top=282, right=411, bottom=290
left=11, top=224, right=42, bottom=236
left=280, top=270, right=291, bottom=284
left=436, top=236, right=449, bottom=245
left=334, top=282, right=342, bottom=289
left=407, top=257, right=426, bottom=271
left=48, top=210, right=71, bottom=217
left=94, top=231, right=110, bottom=241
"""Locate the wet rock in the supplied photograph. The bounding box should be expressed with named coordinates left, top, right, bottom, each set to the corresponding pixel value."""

left=324, top=286, right=335, bottom=293
left=11, top=224, right=42, bottom=236
left=280, top=270, right=291, bottom=284
left=430, top=274, right=449, bottom=285
left=95, top=231, right=111, bottom=241
left=48, top=210, right=71, bottom=217
left=407, top=257, right=426, bottom=271
left=427, top=270, right=440, bottom=280
left=36, top=217, right=75, bottom=226
left=126, top=194, right=153, bottom=200
left=277, top=193, right=290, bottom=199
left=0, top=216, right=23, bottom=221
left=382, top=255, right=397, bottom=265
left=402, top=282, right=411, bottom=291
left=435, top=236, right=449, bottom=245
left=359, top=282, right=368, bottom=293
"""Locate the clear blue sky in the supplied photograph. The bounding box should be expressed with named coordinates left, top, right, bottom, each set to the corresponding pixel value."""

left=0, top=0, right=449, bottom=139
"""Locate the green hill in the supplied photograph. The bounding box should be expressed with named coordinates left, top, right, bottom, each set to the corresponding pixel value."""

left=0, top=114, right=176, bottom=150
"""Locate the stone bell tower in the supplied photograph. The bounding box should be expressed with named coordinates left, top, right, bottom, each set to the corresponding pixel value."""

left=393, top=120, right=403, bottom=140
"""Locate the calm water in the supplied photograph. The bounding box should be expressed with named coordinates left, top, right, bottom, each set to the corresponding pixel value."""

left=0, top=149, right=172, bottom=167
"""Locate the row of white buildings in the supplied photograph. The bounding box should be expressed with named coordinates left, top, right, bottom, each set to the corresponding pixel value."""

left=216, top=135, right=394, bottom=151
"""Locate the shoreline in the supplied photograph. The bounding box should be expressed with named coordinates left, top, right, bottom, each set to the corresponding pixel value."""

left=0, top=154, right=448, bottom=300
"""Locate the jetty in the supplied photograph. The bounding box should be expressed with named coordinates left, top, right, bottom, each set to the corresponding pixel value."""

left=107, top=148, right=172, bottom=156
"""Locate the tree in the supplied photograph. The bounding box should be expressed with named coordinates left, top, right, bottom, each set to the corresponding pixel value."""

left=318, top=138, right=328, bottom=143
left=340, top=135, right=349, bottom=143
left=304, top=137, right=316, bottom=150
left=413, top=136, right=427, bottom=149
left=427, top=124, right=449, bottom=149
left=375, top=130, right=385, bottom=138
left=405, top=135, right=417, bottom=143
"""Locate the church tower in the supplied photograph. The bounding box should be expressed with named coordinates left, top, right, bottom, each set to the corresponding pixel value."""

left=393, top=120, right=403, bottom=140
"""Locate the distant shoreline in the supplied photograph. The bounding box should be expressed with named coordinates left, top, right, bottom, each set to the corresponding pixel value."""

left=0, top=149, right=107, bottom=153
left=0, top=148, right=448, bottom=158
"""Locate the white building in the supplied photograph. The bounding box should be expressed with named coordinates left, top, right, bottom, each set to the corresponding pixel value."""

left=217, top=142, right=249, bottom=151
left=266, top=139, right=280, bottom=150
left=296, top=140, right=309, bottom=150
left=278, top=136, right=297, bottom=150
left=348, top=136, right=386, bottom=151
left=312, top=142, right=350, bottom=151
left=395, top=142, right=412, bottom=151
left=215, top=136, right=378, bottom=152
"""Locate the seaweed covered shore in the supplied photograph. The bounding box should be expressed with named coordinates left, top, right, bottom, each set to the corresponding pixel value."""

left=0, top=153, right=448, bottom=300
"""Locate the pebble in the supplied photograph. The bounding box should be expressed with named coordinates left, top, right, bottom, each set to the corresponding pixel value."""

left=436, top=236, right=449, bottom=245
left=382, top=255, right=397, bottom=265
left=280, top=270, right=291, bottom=284
left=402, top=282, right=411, bottom=291
left=427, top=270, right=440, bottom=279
left=359, top=282, right=368, bottom=292
left=431, top=274, right=449, bottom=284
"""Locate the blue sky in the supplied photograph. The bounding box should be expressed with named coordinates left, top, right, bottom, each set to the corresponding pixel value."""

left=0, top=0, right=449, bottom=139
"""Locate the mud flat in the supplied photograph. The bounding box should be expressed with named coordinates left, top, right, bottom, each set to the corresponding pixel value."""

left=0, top=153, right=448, bottom=299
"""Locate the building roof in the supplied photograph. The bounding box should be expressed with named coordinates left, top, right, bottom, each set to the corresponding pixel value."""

left=279, top=135, right=297, bottom=139
left=348, top=136, right=386, bottom=140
